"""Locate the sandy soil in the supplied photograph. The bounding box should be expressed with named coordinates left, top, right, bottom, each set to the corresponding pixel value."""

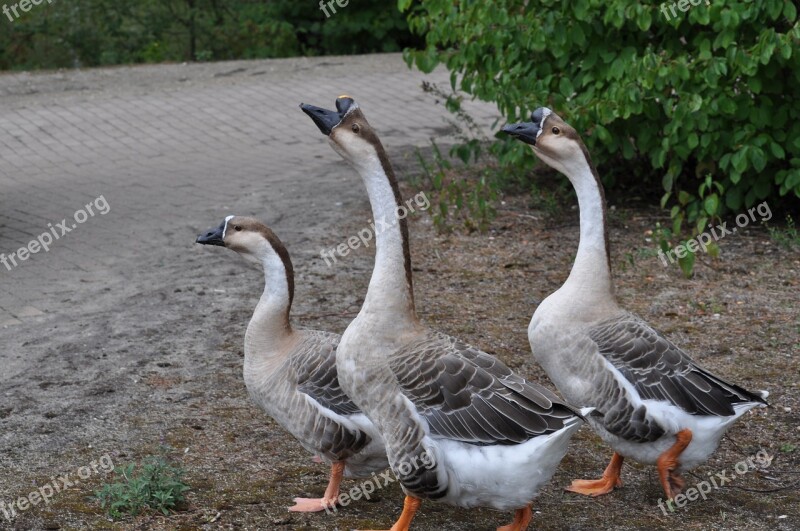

left=1, top=151, right=797, bottom=530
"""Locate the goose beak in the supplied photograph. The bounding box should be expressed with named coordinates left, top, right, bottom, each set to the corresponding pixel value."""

left=502, top=121, right=540, bottom=146
left=196, top=222, right=226, bottom=247
left=300, top=103, right=341, bottom=136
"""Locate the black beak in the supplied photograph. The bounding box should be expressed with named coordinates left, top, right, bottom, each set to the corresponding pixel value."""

left=196, top=221, right=226, bottom=247
left=502, top=121, right=540, bottom=146
left=300, top=103, right=341, bottom=136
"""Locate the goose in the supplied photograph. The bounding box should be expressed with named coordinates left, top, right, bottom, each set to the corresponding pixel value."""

left=196, top=216, right=387, bottom=512
left=300, top=96, right=586, bottom=531
left=502, top=108, right=769, bottom=500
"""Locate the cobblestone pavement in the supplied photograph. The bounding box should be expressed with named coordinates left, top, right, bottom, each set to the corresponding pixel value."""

left=0, top=54, right=497, bottom=328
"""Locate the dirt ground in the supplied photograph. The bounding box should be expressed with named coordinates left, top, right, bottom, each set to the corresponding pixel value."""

left=2, top=140, right=797, bottom=530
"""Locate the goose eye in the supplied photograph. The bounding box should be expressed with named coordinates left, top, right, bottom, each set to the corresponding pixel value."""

left=234, top=225, right=242, bottom=232
left=552, top=127, right=560, bottom=135
left=352, top=123, right=360, bottom=133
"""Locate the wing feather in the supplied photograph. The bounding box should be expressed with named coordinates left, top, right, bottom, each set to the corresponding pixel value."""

left=388, top=331, right=579, bottom=446
left=590, top=314, right=768, bottom=418
left=292, top=330, right=361, bottom=416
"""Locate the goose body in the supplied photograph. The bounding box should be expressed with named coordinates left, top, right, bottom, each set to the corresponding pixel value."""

left=197, top=217, right=386, bottom=511
left=337, top=325, right=583, bottom=512
left=302, top=97, right=584, bottom=530
left=504, top=109, right=768, bottom=499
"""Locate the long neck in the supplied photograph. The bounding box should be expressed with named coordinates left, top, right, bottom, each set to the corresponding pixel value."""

left=354, top=149, right=418, bottom=324
left=560, top=152, right=614, bottom=299
left=244, top=247, right=294, bottom=358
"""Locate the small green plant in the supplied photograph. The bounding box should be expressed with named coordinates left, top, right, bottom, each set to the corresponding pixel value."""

left=415, top=141, right=497, bottom=233
left=95, top=456, right=190, bottom=519
left=779, top=443, right=797, bottom=453
left=526, top=177, right=573, bottom=220
left=657, top=174, right=725, bottom=277
left=414, top=84, right=499, bottom=233
left=768, top=214, right=799, bottom=248
left=655, top=222, right=698, bottom=278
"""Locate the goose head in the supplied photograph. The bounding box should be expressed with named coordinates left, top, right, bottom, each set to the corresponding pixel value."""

left=197, top=215, right=274, bottom=256
left=196, top=216, right=294, bottom=288
left=502, top=107, right=594, bottom=178
left=300, top=96, right=384, bottom=171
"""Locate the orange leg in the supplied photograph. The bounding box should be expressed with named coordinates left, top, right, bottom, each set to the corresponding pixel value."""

left=359, top=495, right=422, bottom=531
left=566, top=452, right=624, bottom=496
left=289, top=461, right=345, bottom=512
left=656, top=429, right=693, bottom=500
left=497, top=503, right=533, bottom=531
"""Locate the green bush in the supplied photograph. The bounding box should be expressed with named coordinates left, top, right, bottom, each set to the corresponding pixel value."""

left=95, top=456, right=190, bottom=519
left=0, top=0, right=417, bottom=70
left=401, top=0, right=800, bottom=237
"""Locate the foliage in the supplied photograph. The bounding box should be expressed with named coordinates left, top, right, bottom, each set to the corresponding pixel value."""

left=655, top=222, right=698, bottom=278
left=768, top=214, right=799, bottom=248
left=655, top=173, right=723, bottom=276
left=95, top=456, right=190, bottom=519
left=413, top=82, right=497, bottom=232
left=415, top=141, right=497, bottom=233
left=401, top=0, right=800, bottom=264
left=0, top=1, right=417, bottom=70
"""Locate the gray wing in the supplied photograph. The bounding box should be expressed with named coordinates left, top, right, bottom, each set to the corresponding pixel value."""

left=389, top=331, right=579, bottom=446
left=285, top=330, right=369, bottom=461
left=292, top=330, right=361, bottom=416
left=590, top=314, right=768, bottom=422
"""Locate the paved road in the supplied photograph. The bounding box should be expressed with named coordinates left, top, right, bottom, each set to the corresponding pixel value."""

left=0, top=54, right=498, bottom=327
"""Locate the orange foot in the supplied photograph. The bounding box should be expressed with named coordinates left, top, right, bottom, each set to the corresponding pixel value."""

left=289, top=497, right=337, bottom=512
left=497, top=504, right=532, bottom=531
left=289, top=461, right=345, bottom=513
left=566, top=452, right=624, bottom=496
left=657, top=429, right=692, bottom=500
left=358, top=495, right=421, bottom=531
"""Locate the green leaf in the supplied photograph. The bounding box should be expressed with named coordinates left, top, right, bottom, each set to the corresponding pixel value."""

left=696, top=216, right=708, bottom=234
left=662, top=172, right=674, bottom=192
left=704, top=193, right=720, bottom=216
left=786, top=2, right=798, bottom=22
left=637, top=11, right=652, bottom=31
left=698, top=38, right=712, bottom=60
left=595, top=124, right=612, bottom=144
left=673, top=213, right=684, bottom=235
left=749, top=147, right=767, bottom=172
left=678, top=248, right=695, bottom=278
left=559, top=76, right=573, bottom=98
left=731, top=148, right=749, bottom=173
